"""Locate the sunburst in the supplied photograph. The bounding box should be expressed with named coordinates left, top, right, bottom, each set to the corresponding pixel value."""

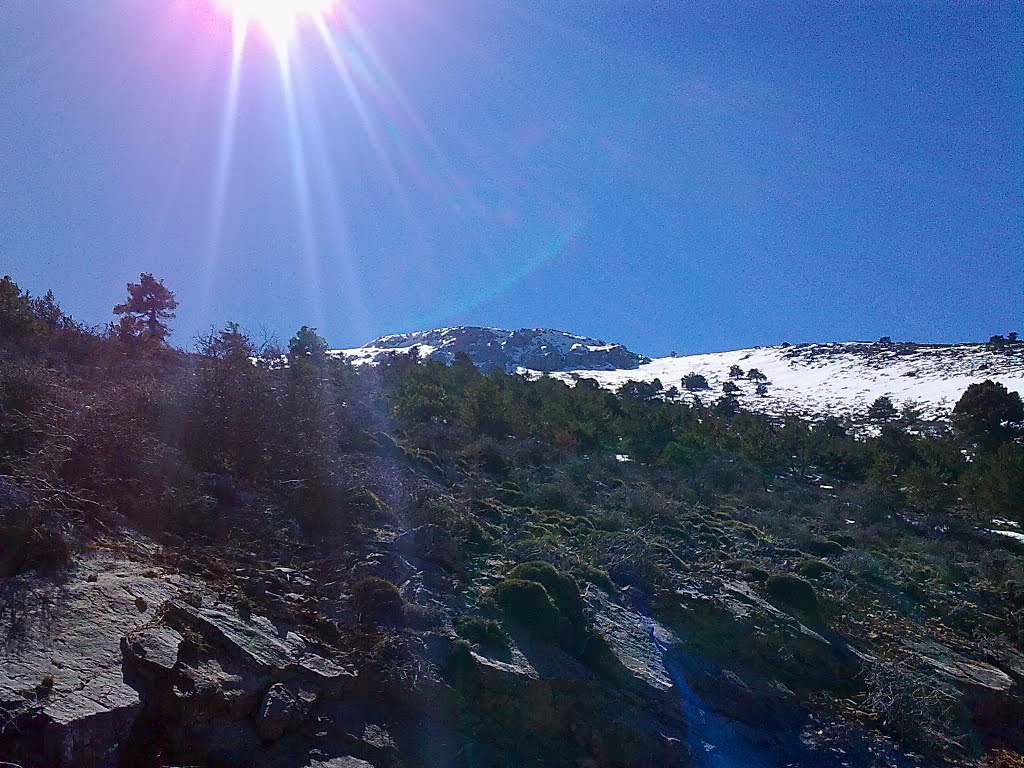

left=213, top=0, right=338, bottom=44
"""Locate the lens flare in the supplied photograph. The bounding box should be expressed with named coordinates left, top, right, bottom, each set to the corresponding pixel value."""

left=213, top=0, right=337, bottom=43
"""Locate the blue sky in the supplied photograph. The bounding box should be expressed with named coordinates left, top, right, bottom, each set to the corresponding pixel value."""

left=0, top=1, right=1020, bottom=355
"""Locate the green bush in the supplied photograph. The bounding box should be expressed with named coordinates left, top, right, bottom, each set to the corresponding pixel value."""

left=350, top=576, right=404, bottom=622
left=533, top=482, right=572, bottom=511
left=455, top=615, right=506, bottom=648
left=797, top=558, right=835, bottom=579
left=486, top=578, right=561, bottom=638
left=765, top=573, right=820, bottom=617
left=805, top=538, right=846, bottom=557
left=507, top=561, right=585, bottom=622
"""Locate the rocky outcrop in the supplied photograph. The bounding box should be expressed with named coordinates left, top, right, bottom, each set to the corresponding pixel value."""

left=164, top=599, right=352, bottom=688
left=443, top=631, right=688, bottom=768
left=119, top=596, right=361, bottom=766
left=340, top=327, right=648, bottom=373
left=0, top=556, right=188, bottom=768
left=904, top=640, right=1022, bottom=748
left=657, top=578, right=864, bottom=697
left=255, top=682, right=314, bottom=741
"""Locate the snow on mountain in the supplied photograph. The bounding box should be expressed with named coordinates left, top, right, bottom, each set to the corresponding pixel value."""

left=541, top=341, right=1024, bottom=420
left=338, top=328, right=1024, bottom=421
left=336, top=326, right=648, bottom=373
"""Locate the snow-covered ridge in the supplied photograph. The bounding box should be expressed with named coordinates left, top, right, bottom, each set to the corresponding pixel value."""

left=543, top=341, right=1024, bottom=420
left=337, top=329, right=1024, bottom=420
left=336, top=326, right=647, bottom=373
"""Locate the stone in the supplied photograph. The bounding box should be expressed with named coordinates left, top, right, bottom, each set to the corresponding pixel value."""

left=903, top=639, right=1021, bottom=744
left=348, top=552, right=417, bottom=584
left=0, top=555, right=188, bottom=768
left=122, top=625, right=182, bottom=680
left=175, top=656, right=267, bottom=722
left=905, top=640, right=1014, bottom=693
left=583, top=585, right=677, bottom=693
left=167, top=600, right=352, bottom=686
left=311, top=758, right=377, bottom=768
left=256, top=682, right=311, bottom=741
left=446, top=623, right=688, bottom=767
left=659, top=578, right=863, bottom=695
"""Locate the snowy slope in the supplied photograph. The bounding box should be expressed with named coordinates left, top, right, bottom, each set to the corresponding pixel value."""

left=337, top=328, right=1024, bottom=421
left=540, top=342, right=1024, bottom=420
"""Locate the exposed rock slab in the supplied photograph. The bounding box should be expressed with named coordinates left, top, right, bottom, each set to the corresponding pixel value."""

left=659, top=578, right=862, bottom=695
left=256, top=682, right=313, bottom=741
left=0, top=555, right=188, bottom=768
left=583, top=584, right=678, bottom=692
left=903, top=639, right=1022, bottom=746
left=311, top=757, right=377, bottom=768
left=166, top=599, right=353, bottom=687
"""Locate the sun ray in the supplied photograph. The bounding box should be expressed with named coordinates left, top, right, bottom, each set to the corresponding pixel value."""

left=311, top=17, right=410, bottom=208
left=275, top=42, right=326, bottom=330
left=200, top=0, right=473, bottom=330
left=200, top=17, right=249, bottom=324
left=214, top=0, right=338, bottom=46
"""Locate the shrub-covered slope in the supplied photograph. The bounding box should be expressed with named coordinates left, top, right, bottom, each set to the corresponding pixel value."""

left=2, top=276, right=1023, bottom=768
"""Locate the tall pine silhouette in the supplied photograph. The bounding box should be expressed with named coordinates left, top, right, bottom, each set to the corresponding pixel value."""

left=113, top=273, right=178, bottom=345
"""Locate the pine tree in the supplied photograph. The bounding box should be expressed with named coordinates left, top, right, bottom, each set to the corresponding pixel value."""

left=287, top=326, right=329, bottom=363
left=868, top=395, right=898, bottom=421
left=954, top=380, right=1024, bottom=451
left=0, top=275, right=41, bottom=343
left=113, top=273, right=178, bottom=345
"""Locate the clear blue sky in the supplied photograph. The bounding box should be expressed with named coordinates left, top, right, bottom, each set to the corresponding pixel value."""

left=0, top=0, right=1020, bottom=355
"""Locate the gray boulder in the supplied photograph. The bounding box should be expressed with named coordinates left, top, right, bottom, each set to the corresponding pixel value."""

left=0, top=556, right=187, bottom=768
left=256, top=682, right=313, bottom=741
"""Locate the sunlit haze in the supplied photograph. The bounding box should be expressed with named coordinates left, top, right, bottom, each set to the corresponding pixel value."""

left=213, top=0, right=339, bottom=44
left=0, top=2, right=1019, bottom=354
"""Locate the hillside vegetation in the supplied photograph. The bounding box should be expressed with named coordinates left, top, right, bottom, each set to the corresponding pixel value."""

left=1, top=274, right=1023, bottom=768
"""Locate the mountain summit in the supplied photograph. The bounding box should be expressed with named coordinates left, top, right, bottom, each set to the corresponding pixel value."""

left=338, top=326, right=648, bottom=372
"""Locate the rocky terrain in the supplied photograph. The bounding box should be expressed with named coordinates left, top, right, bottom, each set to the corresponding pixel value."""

left=2, top=279, right=1022, bottom=768
left=337, top=327, right=648, bottom=373
left=4, top=456, right=1023, bottom=768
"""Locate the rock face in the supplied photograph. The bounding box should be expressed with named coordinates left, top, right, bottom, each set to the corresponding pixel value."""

left=445, top=632, right=689, bottom=767
left=424, top=584, right=692, bottom=767
left=904, top=640, right=1023, bottom=748
left=119, top=596, right=360, bottom=766
left=338, top=327, right=648, bottom=373
left=255, top=683, right=312, bottom=741
left=0, top=556, right=189, bottom=768
left=658, top=578, right=864, bottom=698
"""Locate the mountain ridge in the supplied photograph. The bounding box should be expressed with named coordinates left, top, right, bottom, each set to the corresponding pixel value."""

left=337, top=325, right=648, bottom=373
left=338, top=327, right=1024, bottom=420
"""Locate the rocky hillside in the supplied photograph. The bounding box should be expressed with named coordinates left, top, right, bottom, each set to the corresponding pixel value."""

left=337, top=327, right=648, bottom=373
left=2, top=278, right=1023, bottom=768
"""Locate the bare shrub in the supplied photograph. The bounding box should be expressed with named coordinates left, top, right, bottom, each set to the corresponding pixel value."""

left=863, top=659, right=965, bottom=755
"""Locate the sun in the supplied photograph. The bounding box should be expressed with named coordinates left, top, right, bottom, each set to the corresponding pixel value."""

left=213, top=0, right=338, bottom=43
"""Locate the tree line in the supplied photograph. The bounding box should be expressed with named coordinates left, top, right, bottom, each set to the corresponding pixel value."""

left=1, top=271, right=1022, bottom=552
